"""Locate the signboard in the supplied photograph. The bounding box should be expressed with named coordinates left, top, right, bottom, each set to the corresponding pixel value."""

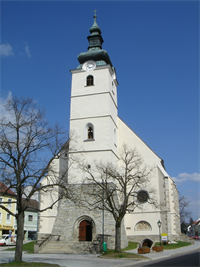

left=161, top=233, right=168, bottom=241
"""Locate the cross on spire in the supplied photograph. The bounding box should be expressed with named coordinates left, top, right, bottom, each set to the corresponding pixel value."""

left=93, top=9, right=98, bottom=18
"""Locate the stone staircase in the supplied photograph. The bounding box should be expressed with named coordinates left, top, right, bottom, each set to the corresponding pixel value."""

left=89, top=234, right=103, bottom=253
left=34, top=234, right=109, bottom=254
left=35, top=240, right=93, bottom=254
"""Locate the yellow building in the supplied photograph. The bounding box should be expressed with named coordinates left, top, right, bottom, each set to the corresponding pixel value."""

left=0, top=182, right=16, bottom=236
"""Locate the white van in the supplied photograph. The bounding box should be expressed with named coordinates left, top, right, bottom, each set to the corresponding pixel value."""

left=0, top=234, right=16, bottom=246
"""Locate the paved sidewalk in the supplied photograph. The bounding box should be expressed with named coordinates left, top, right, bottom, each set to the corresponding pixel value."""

left=125, top=240, right=200, bottom=261
left=0, top=241, right=199, bottom=267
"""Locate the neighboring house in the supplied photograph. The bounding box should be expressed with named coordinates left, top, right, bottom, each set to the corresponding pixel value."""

left=14, top=198, right=38, bottom=241
left=0, top=182, right=17, bottom=236
left=37, top=14, right=181, bottom=253
left=188, top=218, right=200, bottom=237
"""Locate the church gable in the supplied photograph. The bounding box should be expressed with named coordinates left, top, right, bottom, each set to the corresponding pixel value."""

left=117, top=116, right=164, bottom=168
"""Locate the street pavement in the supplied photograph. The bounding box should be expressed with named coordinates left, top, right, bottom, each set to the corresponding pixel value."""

left=125, top=240, right=200, bottom=261
left=0, top=241, right=199, bottom=267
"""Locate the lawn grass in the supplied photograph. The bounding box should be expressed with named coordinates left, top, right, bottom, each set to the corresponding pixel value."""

left=100, top=250, right=147, bottom=259
left=100, top=242, right=146, bottom=259
left=6, top=241, right=35, bottom=253
left=100, top=240, right=192, bottom=259
left=0, top=262, right=60, bottom=267
left=154, top=241, right=191, bottom=250
left=122, top=241, right=138, bottom=251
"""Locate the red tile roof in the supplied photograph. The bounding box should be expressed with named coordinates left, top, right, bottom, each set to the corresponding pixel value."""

left=0, top=181, right=16, bottom=196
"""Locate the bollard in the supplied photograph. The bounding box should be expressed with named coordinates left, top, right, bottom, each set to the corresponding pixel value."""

left=103, top=242, right=107, bottom=252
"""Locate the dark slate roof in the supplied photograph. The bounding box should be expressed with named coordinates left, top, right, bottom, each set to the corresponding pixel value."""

left=22, top=198, right=38, bottom=211
left=0, top=181, right=16, bottom=196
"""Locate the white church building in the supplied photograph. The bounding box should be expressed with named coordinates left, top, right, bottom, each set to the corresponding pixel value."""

left=36, top=13, right=181, bottom=253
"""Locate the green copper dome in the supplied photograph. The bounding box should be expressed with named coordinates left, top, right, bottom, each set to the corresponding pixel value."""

left=89, top=14, right=101, bottom=35
left=77, top=12, right=113, bottom=69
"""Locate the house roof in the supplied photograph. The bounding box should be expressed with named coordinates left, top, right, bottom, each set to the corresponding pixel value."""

left=0, top=181, right=16, bottom=197
left=22, top=198, right=38, bottom=211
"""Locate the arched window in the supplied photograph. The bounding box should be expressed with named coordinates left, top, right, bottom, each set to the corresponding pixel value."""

left=88, top=126, right=93, bottom=139
left=86, top=75, right=94, bottom=86
left=135, top=221, right=152, bottom=231
left=84, top=123, right=94, bottom=141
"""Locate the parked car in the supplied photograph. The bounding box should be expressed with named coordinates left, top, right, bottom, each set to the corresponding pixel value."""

left=191, top=236, right=199, bottom=240
left=0, top=234, right=16, bottom=246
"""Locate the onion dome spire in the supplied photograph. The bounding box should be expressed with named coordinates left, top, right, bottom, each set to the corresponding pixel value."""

left=89, top=10, right=102, bottom=35
left=77, top=10, right=113, bottom=69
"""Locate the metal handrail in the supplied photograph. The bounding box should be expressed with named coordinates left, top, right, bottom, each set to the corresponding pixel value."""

left=38, top=234, right=60, bottom=247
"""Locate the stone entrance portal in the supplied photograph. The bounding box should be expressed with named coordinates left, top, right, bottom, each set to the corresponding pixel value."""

left=79, top=220, right=92, bottom=241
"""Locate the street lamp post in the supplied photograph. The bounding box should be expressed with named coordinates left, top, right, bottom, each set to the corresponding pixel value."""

left=157, top=220, right=162, bottom=246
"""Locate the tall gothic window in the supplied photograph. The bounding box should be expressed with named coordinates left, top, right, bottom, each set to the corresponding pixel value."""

left=86, top=75, right=94, bottom=86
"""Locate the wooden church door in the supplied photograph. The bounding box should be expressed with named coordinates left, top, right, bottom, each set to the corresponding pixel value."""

left=79, top=220, right=92, bottom=241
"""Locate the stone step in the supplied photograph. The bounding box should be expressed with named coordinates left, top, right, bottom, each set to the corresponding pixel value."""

left=92, top=240, right=100, bottom=245
left=38, top=241, right=94, bottom=254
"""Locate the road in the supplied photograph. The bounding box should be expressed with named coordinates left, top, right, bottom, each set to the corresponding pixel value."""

left=127, top=248, right=200, bottom=267
left=0, top=241, right=199, bottom=267
left=1, top=250, right=199, bottom=267
left=0, top=252, right=140, bottom=267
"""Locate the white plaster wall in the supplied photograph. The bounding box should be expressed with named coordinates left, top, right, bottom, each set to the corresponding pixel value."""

left=70, top=93, right=117, bottom=120
left=118, top=117, right=162, bottom=167
left=68, top=150, right=119, bottom=184
left=38, top=158, right=60, bottom=235
left=69, top=65, right=119, bottom=183
left=125, top=212, right=162, bottom=236
left=118, top=117, right=173, bottom=236
left=70, top=117, right=117, bottom=152
left=118, top=117, right=165, bottom=205
left=70, top=66, right=117, bottom=106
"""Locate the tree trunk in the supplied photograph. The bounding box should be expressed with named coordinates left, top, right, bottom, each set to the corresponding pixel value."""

left=115, top=221, right=121, bottom=252
left=15, top=211, right=24, bottom=262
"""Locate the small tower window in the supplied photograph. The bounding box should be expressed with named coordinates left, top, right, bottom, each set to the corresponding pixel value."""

left=86, top=75, right=94, bottom=86
left=88, top=126, right=93, bottom=139
left=84, top=123, right=95, bottom=141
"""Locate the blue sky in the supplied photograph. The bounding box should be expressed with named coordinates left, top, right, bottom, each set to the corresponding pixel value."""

left=0, top=1, right=199, bottom=221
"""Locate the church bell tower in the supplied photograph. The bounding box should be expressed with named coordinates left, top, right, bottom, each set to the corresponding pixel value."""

left=69, top=12, right=119, bottom=182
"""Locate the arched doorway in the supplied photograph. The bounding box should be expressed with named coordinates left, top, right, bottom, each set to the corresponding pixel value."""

left=142, top=238, right=153, bottom=248
left=79, top=220, right=92, bottom=241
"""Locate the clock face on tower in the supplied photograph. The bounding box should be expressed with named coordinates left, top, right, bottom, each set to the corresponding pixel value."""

left=82, top=61, right=96, bottom=72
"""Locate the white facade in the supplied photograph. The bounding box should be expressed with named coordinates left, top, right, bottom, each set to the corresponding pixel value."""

left=38, top=15, right=181, bottom=246
left=68, top=65, right=119, bottom=184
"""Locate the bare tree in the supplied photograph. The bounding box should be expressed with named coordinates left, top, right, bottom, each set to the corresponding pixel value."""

left=0, top=96, right=70, bottom=262
left=179, top=194, right=191, bottom=224
left=79, top=145, right=156, bottom=252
